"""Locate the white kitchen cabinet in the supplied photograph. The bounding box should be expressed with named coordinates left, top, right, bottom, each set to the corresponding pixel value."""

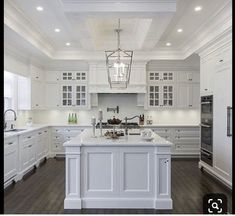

left=4, top=136, right=18, bottom=183
left=30, top=65, right=44, bottom=82
left=45, top=83, right=60, bottom=108
left=43, top=129, right=49, bottom=156
left=61, top=84, right=87, bottom=108
left=19, top=133, right=37, bottom=173
left=177, top=71, right=200, bottom=83
left=36, top=130, right=45, bottom=161
left=18, top=78, right=45, bottom=110
left=177, top=83, right=200, bottom=108
left=151, top=126, right=200, bottom=157
left=148, top=84, right=174, bottom=108
left=213, top=58, right=232, bottom=185
left=148, top=71, right=175, bottom=82
left=51, top=127, right=84, bottom=155
left=31, top=80, right=45, bottom=109
left=200, top=55, right=214, bottom=96
left=61, top=71, right=86, bottom=82
left=45, top=71, right=60, bottom=82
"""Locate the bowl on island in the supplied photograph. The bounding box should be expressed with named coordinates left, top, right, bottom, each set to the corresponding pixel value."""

left=107, top=118, right=122, bottom=125
left=140, top=129, right=154, bottom=141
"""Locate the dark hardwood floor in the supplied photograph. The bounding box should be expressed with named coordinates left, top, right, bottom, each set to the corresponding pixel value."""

left=4, top=158, right=232, bottom=214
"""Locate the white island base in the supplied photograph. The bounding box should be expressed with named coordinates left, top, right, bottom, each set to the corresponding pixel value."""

left=63, top=129, right=173, bottom=210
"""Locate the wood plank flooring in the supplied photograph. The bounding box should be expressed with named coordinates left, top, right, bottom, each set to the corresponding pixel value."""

left=4, top=158, right=232, bottom=214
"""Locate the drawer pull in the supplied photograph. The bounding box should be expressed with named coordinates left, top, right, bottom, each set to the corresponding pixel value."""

left=27, top=136, right=31, bottom=139
left=38, top=132, right=42, bottom=135
left=219, top=59, right=223, bottom=62
left=44, top=131, right=47, bottom=133
left=8, top=142, right=13, bottom=145
left=28, top=145, right=32, bottom=148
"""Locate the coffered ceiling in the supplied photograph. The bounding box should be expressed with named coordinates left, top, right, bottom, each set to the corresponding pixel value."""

left=4, top=0, right=232, bottom=62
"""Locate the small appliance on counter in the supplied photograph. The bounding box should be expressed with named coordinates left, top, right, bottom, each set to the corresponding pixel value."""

left=146, top=116, right=153, bottom=125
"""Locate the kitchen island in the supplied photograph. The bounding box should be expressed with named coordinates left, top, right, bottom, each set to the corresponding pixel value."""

left=63, top=129, right=173, bottom=210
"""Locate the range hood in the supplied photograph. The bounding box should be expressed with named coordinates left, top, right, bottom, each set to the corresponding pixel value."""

left=88, top=61, right=147, bottom=93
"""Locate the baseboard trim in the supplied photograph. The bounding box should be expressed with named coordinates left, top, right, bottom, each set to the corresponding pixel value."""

left=64, top=198, right=81, bottom=209
left=199, top=161, right=232, bottom=190
left=74, top=198, right=173, bottom=209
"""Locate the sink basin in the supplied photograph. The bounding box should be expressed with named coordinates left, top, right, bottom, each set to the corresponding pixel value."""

left=4, top=129, right=27, bottom=132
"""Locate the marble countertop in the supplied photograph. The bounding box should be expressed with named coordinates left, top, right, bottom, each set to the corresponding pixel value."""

left=141, top=124, right=200, bottom=127
left=4, top=124, right=92, bottom=139
left=64, top=129, right=172, bottom=147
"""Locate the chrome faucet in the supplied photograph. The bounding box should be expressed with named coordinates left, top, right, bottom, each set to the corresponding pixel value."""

left=4, top=109, right=17, bottom=130
left=124, top=115, right=140, bottom=135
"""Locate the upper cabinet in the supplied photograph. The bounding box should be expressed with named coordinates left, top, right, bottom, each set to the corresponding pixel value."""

left=61, top=71, right=86, bottom=82
left=147, top=70, right=200, bottom=109
left=148, top=71, right=175, bottom=82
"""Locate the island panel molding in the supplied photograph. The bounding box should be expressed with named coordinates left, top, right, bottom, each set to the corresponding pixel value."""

left=63, top=129, right=173, bottom=209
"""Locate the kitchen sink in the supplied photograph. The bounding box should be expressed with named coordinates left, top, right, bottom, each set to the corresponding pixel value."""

left=4, top=129, right=27, bottom=132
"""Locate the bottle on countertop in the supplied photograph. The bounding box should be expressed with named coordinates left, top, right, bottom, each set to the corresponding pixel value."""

left=68, top=113, right=71, bottom=124
left=74, top=113, right=77, bottom=124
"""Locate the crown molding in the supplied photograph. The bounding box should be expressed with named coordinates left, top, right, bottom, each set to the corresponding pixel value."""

left=4, top=0, right=55, bottom=58
left=180, top=0, right=232, bottom=59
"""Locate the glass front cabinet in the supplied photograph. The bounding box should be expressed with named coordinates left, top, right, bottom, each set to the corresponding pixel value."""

left=61, top=84, right=87, bottom=108
left=148, top=85, right=174, bottom=108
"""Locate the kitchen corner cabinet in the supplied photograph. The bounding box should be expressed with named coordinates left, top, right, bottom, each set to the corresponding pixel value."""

left=4, top=136, right=18, bottom=183
left=45, top=83, right=60, bottom=108
left=61, top=84, right=87, bottom=108
left=148, top=85, right=174, bottom=108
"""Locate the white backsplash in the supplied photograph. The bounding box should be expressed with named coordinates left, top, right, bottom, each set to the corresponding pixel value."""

left=16, top=94, right=200, bottom=126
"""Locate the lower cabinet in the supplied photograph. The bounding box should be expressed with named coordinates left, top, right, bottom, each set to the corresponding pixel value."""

left=19, top=133, right=37, bottom=172
left=51, top=127, right=84, bottom=155
left=151, top=126, right=200, bottom=157
left=4, top=136, right=18, bottom=183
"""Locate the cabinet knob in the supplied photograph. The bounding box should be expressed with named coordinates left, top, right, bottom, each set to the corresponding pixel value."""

left=57, top=105, right=59, bottom=107
left=204, top=88, right=208, bottom=91
left=219, top=59, right=223, bottom=62
left=28, top=145, right=32, bottom=148
left=27, top=136, right=31, bottom=139
left=36, top=76, right=39, bottom=79
left=189, top=105, right=192, bottom=107
left=8, top=142, right=13, bottom=145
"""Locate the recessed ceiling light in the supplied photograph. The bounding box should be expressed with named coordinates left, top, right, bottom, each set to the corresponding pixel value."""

left=36, top=6, right=43, bottom=11
left=177, top=28, right=183, bottom=33
left=66, top=42, right=71, bottom=46
left=166, top=42, right=171, bottom=46
left=54, top=28, right=61, bottom=32
left=194, top=6, right=202, bottom=11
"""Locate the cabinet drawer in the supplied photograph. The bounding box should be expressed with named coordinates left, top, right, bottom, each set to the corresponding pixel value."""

left=175, top=143, right=200, bottom=151
left=52, top=135, right=64, bottom=142
left=152, top=128, right=172, bottom=133
left=4, top=137, right=18, bottom=147
left=52, top=142, right=63, bottom=151
left=174, top=137, right=199, bottom=144
left=19, top=133, right=35, bottom=142
left=52, top=128, right=64, bottom=134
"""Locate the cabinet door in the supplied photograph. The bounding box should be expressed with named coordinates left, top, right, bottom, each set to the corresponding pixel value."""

left=74, top=72, right=86, bottom=81
left=45, top=83, right=60, bottom=108
left=4, top=138, right=18, bottom=182
left=162, top=85, right=174, bottom=107
left=74, top=85, right=87, bottom=107
left=149, top=72, right=160, bottom=82
left=43, top=129, right=49, bottom=155
left=161, top=72, right=174, bottom=82
left=31, top=80, right=44, bottom=109
left=45, top=71, right=60, bottom=82
left=200, top=56, right=214, bottom=95
left=149, top=85, right=160, bottom=107
left=37, top=131, right=44, bottom=160
left=213, top=61, right=232, bottom=183
left=61, top=72, right=73, bottom=81
left=61, top=85, right=73, bottom=107
left=177, top=84, right=188, bottom=108
left=188, top=83, right=200, bottom=108
left=177, top=71, right=199, bottom=82
left=20, top=135, right=36, bottom=171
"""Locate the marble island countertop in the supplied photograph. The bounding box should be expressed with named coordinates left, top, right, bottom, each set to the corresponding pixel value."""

left=64, top=129, right=172, bottom=147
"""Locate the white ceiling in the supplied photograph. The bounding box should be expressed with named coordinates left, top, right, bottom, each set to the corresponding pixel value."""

left=4, top=0, right=232, bottom=62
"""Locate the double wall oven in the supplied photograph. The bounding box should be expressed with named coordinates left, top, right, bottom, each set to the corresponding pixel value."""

left=200, top=95, right=213, bottom=166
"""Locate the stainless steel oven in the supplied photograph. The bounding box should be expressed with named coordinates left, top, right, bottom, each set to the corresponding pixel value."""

left=200, top=95, right=213, bottom=166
